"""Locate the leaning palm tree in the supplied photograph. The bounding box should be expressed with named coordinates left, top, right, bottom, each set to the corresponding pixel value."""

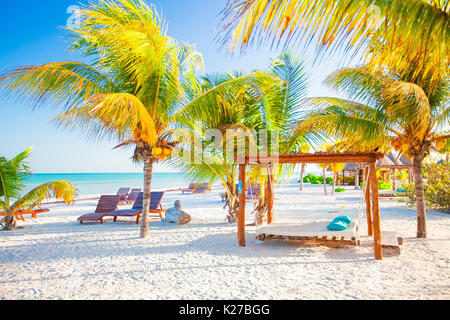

left=0, top=0, right=270, bottom=238
left=0, top=148, right=77, bottom=231
left=220, top=0, right=449, bottom=90
left=299, top=65, right=449, bottom=238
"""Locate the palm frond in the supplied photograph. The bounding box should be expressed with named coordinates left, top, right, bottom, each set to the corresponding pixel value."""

left=12, top=181, right=78, bottom=213
left=55, top=93, right=157, bottom=145
left=0, top=62, right=113, bottom=110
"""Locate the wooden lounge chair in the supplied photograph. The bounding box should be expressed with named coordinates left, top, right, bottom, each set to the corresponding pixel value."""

left=0, top=202, right=50, bottom=221
left=246, top=183, right=261, bottom=200
left=77, top=195, right=120, bottom=224
left=116, top=188, right=131, bottom=201
left=119, top=188, right=142, bottom=205
left=108, top=192, right=166, bottom=224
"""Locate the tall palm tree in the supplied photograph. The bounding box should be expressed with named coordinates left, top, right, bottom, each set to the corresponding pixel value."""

left=0, top=0, right=269, bottom=238
left=0, top=148, right=77, bottom=231
left=220, top=0, right=449, bottom=89
left=299, top=66, right=449, bottom=238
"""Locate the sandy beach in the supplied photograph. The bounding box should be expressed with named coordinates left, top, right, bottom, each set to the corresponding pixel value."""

left=1, top=182, right=448, bottom=300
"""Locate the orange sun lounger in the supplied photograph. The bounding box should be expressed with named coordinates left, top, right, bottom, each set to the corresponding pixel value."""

left=0, top=203, right=50, bottom=221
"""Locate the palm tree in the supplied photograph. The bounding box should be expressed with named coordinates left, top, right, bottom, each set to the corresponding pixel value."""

left=220, top=0, right=449, bottom=89
left=318, top=164, right=328, bottom=196
left=297, top=145, right=310, bottom=191
left=0, top=148, right=77, bottom=231
left=0, top=0, right=270, bottom=238
left=173, top=52, right=312, bottom=223
left=299, top=66, right=449, bottom=238
left=328, top=163, right=346, bottom=195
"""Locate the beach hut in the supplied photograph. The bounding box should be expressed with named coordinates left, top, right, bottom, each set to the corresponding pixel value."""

left=235, top=151, right=393, bottom=260
left=378, top=153, right=413, bottom=191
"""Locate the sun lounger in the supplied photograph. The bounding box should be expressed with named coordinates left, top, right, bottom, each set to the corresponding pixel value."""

left=77, top=195, right=120, bottom=224
left=116, top=187, right=131, bottom=201
left=119, top=188, right=142, bottom=205
left=181, top=183, right=211, bottom=194
left=246, top=183, right=261, bottom=200
left=108, top=192, right=166, bottom=224
left=0, top=202, right=50, bottom=221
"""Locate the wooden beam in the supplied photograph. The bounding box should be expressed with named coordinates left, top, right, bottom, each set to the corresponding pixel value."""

left=243, top=152, right=384, bottom=165
left=370, top=162, right=383, bottom=260
left=238, top=164, right=246, bottom=247
left=266, top=166, right=274, bottom=224
left=365, top=167, right=373, bottom=237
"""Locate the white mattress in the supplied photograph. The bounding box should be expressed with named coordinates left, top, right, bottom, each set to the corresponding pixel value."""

left=257, top=220, right=357, bottom=239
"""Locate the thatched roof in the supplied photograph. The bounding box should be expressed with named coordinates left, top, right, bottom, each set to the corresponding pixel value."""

left=377, top=155, right=396, bottom=167
left=343, top=152, right=412, bottom=171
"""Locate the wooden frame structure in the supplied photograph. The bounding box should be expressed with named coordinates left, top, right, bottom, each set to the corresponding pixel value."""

left=236, top=152, right=386, bottom=260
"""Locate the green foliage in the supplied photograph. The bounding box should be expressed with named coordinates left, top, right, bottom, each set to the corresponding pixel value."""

left=359, top=180, right=393, bottom=190
left=405, top=162, right=450, bottom=211
left=302, top=174, right=332, bottom=185
left=379, top=180, right=392, bottom=191
left=0, top=148, right=77, bottom=228
left=335, top=188, right=346, bottom=193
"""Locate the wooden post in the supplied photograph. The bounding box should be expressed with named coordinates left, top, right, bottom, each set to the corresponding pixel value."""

left=408, top=168, right=412, bottom=184
left=370, top=162, right=382, bottom=260
left=238, top=164, right=246, bottom=247
left=365, top=166, right=373, bottom=236
left=267, top=166, right=274, bottom=224
left=392, top=169, right=396, bottom=191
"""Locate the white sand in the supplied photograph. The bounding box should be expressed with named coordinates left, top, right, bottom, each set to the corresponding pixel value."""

left=0, top=182, right=449, bottom=300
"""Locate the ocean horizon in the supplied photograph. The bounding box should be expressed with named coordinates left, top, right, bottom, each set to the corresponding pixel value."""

left=24, top=172, right=188, bottom=197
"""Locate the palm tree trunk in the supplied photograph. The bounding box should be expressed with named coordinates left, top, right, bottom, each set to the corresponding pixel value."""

left=140, top=158, right=153, bottom=238
left=227, top=194, right=239, bottom=223
left=332, top=173, right=336, bottom=195
left=355, top=168, right=360, bottom=190
left=323, top=168, right=327, bottom=196
left=300, top=164, right=305, bottom=191
left=413, top=153, right=427, bottom=238
left=4, top=209, right=15, bottom=231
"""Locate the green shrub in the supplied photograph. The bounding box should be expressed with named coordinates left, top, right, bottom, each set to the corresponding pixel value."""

left=379, top=180, right=391, bottom=190
left=302, top=174, right=316, bottom=183
left=335, top=188, right=346, bottom=193
left=405, top=162, right=449, bottom=211
left=360, top=180, right=392, bottom=190
left=304, top=175, right=333, bottom=185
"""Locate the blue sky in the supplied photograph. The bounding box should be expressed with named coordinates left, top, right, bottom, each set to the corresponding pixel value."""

left=0, top=0, right=351, bottom=173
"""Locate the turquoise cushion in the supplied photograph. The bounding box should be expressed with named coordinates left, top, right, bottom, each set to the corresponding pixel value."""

left=333, top=216, right=352, bottom=225
left=327, top=221, right=349, bottom=231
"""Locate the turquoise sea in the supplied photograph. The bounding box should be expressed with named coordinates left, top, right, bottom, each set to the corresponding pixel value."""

left=24, top=173, right=188, bottom=197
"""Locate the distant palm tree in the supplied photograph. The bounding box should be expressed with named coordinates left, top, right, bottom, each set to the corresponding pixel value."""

left=0, top=148, right=77, bottom=231
left=220, top=0, right=449, bottom=89
left=300, top=66, right=449, bottom=238
left=298, top=145, right=310, bottom=191
left=318, top=164, right=328, bottom=196
left=328, top=163, right=346, bottom=195
left=0, top=0, right=270, bottom=238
